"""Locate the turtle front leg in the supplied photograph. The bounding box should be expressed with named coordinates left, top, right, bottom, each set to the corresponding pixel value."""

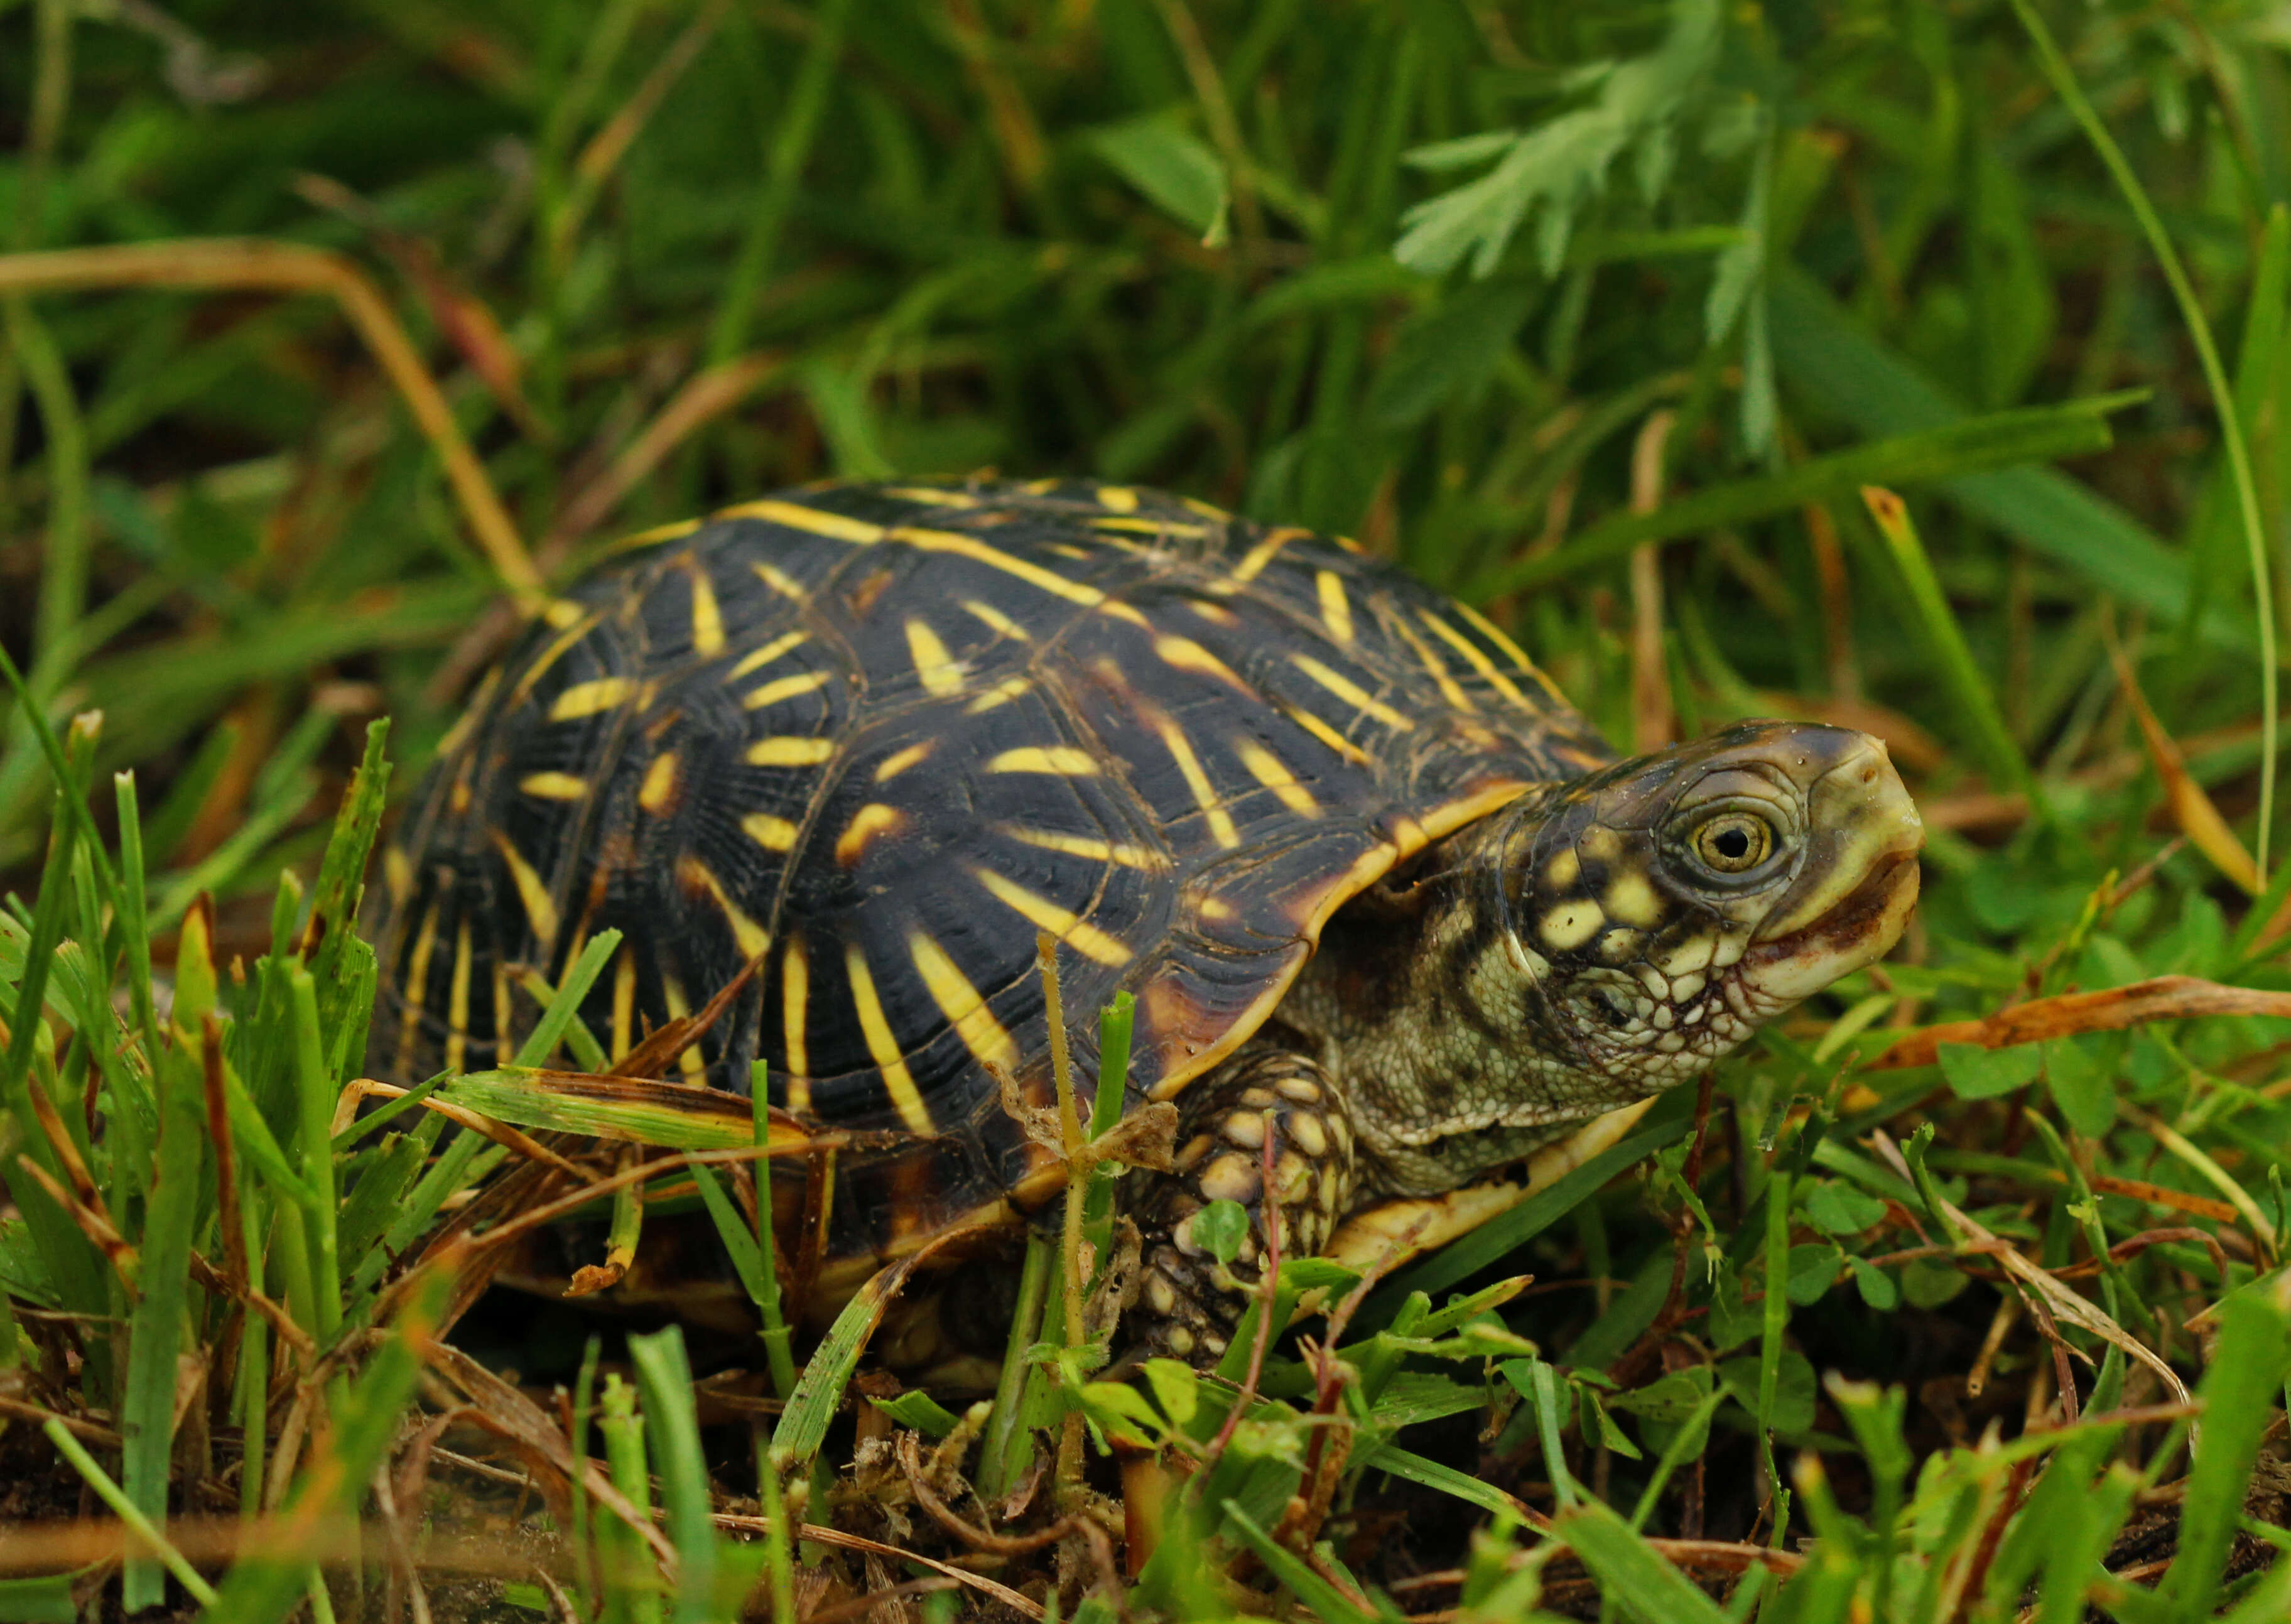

left=1123, top=1047, right=1358, bottom=1367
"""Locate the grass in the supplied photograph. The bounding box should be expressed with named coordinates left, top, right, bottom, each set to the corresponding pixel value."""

left=6, top=0, right=2291, bottom=1616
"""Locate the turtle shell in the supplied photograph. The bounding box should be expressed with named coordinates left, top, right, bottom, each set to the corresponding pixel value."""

left=372, top=479, right=1615, bottom=1284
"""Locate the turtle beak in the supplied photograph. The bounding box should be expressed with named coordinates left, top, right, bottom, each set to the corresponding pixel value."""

left=1741, top=734, right=1922, bottom=1000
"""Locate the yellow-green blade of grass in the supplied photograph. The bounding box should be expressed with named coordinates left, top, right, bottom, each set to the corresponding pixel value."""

left=627, top=1327, right=718, bottom=1624
left=195, top=1268, right=447, bottom=1624
left=1554, top=1495, right=1730, bottom=1624
left=440, top=1067, right=814, bottom=1153
left=1470, top=393, right=2133, bottom=601
left=511, top=928, right=622, bottom=1069
left=1860, top=487, right=2036, bottom=803
left=116, top=1020, right=212, bottom=1610
left=1218, top=1499, right=1377, bottom=1624
left=771, top=1254, right=919, bottom=1468
left=2160, top=1272, right=2291, bottom=1616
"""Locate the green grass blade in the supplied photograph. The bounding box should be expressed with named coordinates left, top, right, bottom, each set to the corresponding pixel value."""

left=2160, top=1274, right=2291, bottom=1615
left=2008, top=0, right=2278, bottom=881
left=1554, top=1495, right=1730, bottom=1624
left=1218, top=1498, right=1377, bottom=1624
left=1468, top=394, right=2133, bottom=600
left=44, top=1419, right=218, bottom=1608
left=117, top=1019, right=210, bottom=1610
left=627, top=1326, right=718, bottom=1624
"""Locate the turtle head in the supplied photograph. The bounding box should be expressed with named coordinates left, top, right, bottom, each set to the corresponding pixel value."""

left=1495, top=719, right=1922, bottom=1089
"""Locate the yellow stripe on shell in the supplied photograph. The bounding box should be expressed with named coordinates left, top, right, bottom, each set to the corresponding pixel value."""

left=741, top=811, right=800, bottom=852
left=509, top=619, right=600, bottom=707
left=548, top=676, right=637, bottom=721
left=384, top=846, right=412, bottom=906
left=781, top=936, right=811, bottom=1109
left=541, top=597, right=587, bottom=629
left=988, top=746, right=1098, bottom=775
left=1226, top=527, right=1305, bottom=585
left=1153, top=634, right=1250, bottom=694
left=907, top=928, right=1019, bottom=1076
left=843, top=944, right=935, bottom=1134
left=966, top=676, right=1032, bottom=713
left=729, top=629, right=810, bottom=679
left=1000, top=825, right=1161, bottom=867
left=676, top=854, right=771, bottom=958
left=638, top=753, right=680, bottom=814
left=1386, top=613, right=1475, bottom=713
left=747, top=735, right=835, bottom=766
left=1287, top=654, right=1414, bottom=730
left=972, top=867, right=1131, bottom=965
left=1419, top=609, right=1550, bottom=710
left=601, top=517, right=702, bottom=555
left=1316, top=570, right=1355, bottom=644
left=961, top=599, right=1030, bottom=641
left=889, top=526, right=1147, bottom=628
left=883, top=485, right=980, bottom=507
left=1279, top=701, right=1374, bottom=766
left=612, top=948, right=637, bottom=1061
left=751, top=561, right=804, bottom=598
left=396, top=902, right=439, bottom=1069
left=835, top=803, right=906, bottom=867
left=718, top=497, right=884, bottom=544
left=519, top=771, right=588, bottom=801
left=490, top=831, right=560, bottom=945
left=445, top=918, right=473, bottom=1074
left=661, top=975, right=706, bottom=1080
left=1149, top=713, right=1237, bottom=847
left=742, top=669, right=833, bottom=710
left=1456, top=601, right=1571, bottom=705
left=1236, top=741, right=1319, bottom=816
left=1095, top=485, right=1139, bottom=512
left=904, top=619, right=965, bottom=696
left=688, top=564, right=725, bottom=656
left=875, top=741, right=936, bottom=781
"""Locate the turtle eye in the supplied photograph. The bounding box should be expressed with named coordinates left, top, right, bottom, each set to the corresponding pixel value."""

left=1691, top=810, right=1775, bottom=875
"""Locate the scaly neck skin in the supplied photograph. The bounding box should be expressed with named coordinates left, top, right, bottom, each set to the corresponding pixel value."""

left=1275, top=805, right=1629, bottom=1199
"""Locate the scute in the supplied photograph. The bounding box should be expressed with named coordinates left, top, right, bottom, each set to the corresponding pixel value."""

left=372, top=479, right=1613, bottom=1272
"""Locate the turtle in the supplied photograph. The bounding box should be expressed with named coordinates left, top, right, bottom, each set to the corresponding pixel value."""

left=372, top=477, right=1923, bottom=1365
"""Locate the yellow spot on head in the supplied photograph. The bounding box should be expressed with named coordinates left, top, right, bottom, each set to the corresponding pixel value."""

left=1237, top=741, right=1318, bottom=816
left=550, top=677, right=637, bottom=721
left=835, top=803, right=907, bottom=867
left=638, top=753, right=680, bottom=815
left=729, top=629, right=810, bottom=679
left=1543, top=848, right=1581, bottom=890
left=1603, top=870, right=1664, bottom=929
left=1578, top=825, right=1623, bottom=862
left=521, top=771, right=587, bottom=801
left=988, top=746, right=1097, bottom=775
left=1541, top=902, right=1603, bottom=952
left=907, top=929, right=1018, bottom=1075
left=718, top=497, right=884, bottom=544
left=843, top=945, right=934, bottom=1134
left=747, top=735, right=835, bottom=766
left=875, top=741, right=936, bottom=781
left=1196, top=895, right=1237, bottom=923
left=741, top=811, right=799, bottom=852
left=972, top=867, right=1131, bottom=965
left=742, top=669, right=833, bottom=710
left=1316, top=570, right=1355, bottom=644
left=904, top=619, right=965, bottom=696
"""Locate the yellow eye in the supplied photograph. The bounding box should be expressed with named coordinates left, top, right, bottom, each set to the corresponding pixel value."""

left=1693, top=811, right=1774, bottom=875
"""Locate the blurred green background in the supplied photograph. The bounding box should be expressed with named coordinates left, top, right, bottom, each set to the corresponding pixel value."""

left=1, top=0, right=2287, bottom=951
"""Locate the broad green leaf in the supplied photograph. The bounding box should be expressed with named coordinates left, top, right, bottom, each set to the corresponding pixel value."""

left=1938, top=1040, right=2042, bottom=1101
left=1085, top=114, right=1228, bottom=237
left=1804, top=1180, right=1888, bottom=1235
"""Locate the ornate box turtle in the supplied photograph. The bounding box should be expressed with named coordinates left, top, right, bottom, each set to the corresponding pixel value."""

left=374, top=479, right=1922, bottom=1363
